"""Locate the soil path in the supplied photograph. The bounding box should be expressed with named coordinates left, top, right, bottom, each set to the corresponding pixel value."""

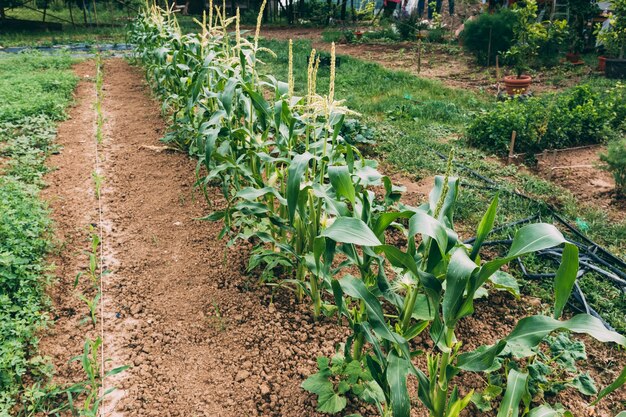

left=39, top=58, right=625, bottom=417
left=41, top=57, right=349, bottom=417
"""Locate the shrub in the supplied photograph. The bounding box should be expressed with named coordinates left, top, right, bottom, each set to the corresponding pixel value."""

left=461, top=9, right=517, bottom=66
left=466, top=85, right=616, bottom=157
left=600, top=137, right=626, bottom=194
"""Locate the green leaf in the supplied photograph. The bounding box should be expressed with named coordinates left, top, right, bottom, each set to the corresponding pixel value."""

left=373, top=210, right=414, bottom=238
left=553, top=243, right=579, bottom=319
left=321, top=218, right=382, bottom=247
left=446, top=390, right=474, bottom=417
left=338, top=275, right=406, bottom=347
left=470, top=193, right=499, bottom=261
left=471, top=391, right=493, bottom=412
left=569, top=372, right=597, bottom=396
left=287, top=152, right=313, bottom=223
left=528, top=404, right=561, bottom=417
left=443, top=248, right=478, bottom=326
left=328, top=165, right=356, bottom=205
left=301, top=372, right=332, bottom=396
left=408, top=211, right=449, bottom=257
left=317, top=390, right=347, bottom=413
left=489, top=271, right=520, bottom=299
left=457, top=340, right=507, bottom=372
left=505, top=315, right=626, bottom=358
left=377, top=244, right=419, bottom=277
left=497, top=369, right=528, bottom=417
left=507, top=223, right=566, bottom=258
left=592, top=365, right=626, bottom=405
left=387, top=351, right=411, bottom=417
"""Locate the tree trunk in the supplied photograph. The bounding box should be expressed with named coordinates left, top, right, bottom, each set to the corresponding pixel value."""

left=340, top=0, right=347, bottom=20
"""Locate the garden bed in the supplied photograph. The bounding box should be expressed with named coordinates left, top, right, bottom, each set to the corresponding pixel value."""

left=38, top=59, right=626, bottom=417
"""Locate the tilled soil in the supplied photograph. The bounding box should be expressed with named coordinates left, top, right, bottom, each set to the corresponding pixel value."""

left=39, top=58, right=625, bottom=417
left=536, top=146, right=626, bottom=221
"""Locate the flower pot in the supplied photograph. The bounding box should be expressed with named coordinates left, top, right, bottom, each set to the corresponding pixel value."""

left=355, top=30, right=363, bottom=40
left=605, top=58, right=626, bottom=79
left=503, top=75, right=532, bottom=95
left=598, top=55, right=607, bottom=72
left=565, top=52, right=583, bottom=64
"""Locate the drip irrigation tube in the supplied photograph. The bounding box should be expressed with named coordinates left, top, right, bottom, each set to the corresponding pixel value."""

left=438, top=152, right=625, bottom=330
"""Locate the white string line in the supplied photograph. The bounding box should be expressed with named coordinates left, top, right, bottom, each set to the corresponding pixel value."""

left=94, top=53, right=107, bottom=417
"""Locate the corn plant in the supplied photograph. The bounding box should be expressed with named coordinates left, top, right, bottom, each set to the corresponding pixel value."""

left=66, top=338, right=128, bottom=417
left=315, top=175, right=626, bottom=417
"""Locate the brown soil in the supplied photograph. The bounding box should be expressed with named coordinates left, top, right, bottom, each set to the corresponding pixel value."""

left=535, top=146, right=626, bottom=221
left=38, top=58, right=625, bottom=417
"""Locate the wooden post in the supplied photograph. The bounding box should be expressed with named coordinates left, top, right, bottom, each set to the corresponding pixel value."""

left=417, top=37, right=422, bottom=74
left=487, top=26, right=492, bottom=67
left=495, top=55, right=500, bottom=80
left=507, top=130, right=517, bottom=164
left=548, top=149, right=558, bottom=180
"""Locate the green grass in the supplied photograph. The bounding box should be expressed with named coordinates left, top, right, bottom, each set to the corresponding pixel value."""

left=0, top=53, right=77, bottom=414
left=259, top=38, right=626, bottom=333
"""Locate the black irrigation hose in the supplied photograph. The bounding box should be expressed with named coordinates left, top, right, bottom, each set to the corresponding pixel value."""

left=438, top=151, right=626, bottom=330
left=463, top=215, right=538, bottom=244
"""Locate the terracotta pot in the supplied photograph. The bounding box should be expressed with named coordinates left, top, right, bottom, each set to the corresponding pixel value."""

left=598, top=55, right=607, bottom=72
left=355, top=30, right=363, bottom=40
left=503, top=75, right=532, bottom=95
left=565, top=52, right=582, bottom=63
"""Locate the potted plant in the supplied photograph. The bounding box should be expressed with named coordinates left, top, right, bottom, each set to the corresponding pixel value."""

left=502, top=0, right=544, bottom=95
left=566, top=31, right=584, bottom=63
left=597, top=0, right=626, bottom=78
left=566, top=0, right=599, bottom=64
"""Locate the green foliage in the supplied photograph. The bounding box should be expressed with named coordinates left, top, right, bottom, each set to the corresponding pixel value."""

left=467, top=84, right=621, bottom=157
left=461, top=9, right=517, bottom=66
left=504, top=0, right=569, bottom=76
left=596, top=0, right=626, bottom=58
left=302, top=351, right=385, bottom=414
left=0, top=54, right=77, bottom=123
left=600, top=136, right=626, bottom=194
left=0, top=53, right=77, bottom=415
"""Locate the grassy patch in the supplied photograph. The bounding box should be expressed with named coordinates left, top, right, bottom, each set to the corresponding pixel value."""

left=0, top=53, right=77, bottom=414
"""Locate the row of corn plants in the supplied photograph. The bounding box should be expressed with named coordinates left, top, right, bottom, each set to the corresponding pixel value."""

left=129, top=5, right=626, bottom=416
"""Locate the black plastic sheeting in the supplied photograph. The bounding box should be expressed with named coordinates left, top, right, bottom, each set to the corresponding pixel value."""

left=0, top=43, right=132, bottom=55
left=435, top=151, right=626, bottom=330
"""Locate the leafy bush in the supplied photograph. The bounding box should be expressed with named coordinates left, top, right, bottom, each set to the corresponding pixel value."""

left=600, top=137, right=626, bottom=194
left=466, top=85, right=618, bottom=157
left=461, top=9, right=517, bottom=66
left=0, top=53, right=77, bottom=415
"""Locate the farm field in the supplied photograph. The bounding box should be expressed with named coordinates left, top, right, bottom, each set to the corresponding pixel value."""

left=1, top=3, right=626, bottom=417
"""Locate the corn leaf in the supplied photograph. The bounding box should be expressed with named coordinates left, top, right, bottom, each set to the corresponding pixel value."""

left=553, top=243, right=579, bottom=319
left=470, top=193, right=498, bottom=261
left=497, top=369, right=528, bottom=417
left=592, top=365, right=626, bottom=405
left=387, top=351, right=411, bottom=417
left=328, top=165, right=356, bottom=204
left=286, top=152, right=313, bottom=223
left=321, top=217, right=382, bottom=247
